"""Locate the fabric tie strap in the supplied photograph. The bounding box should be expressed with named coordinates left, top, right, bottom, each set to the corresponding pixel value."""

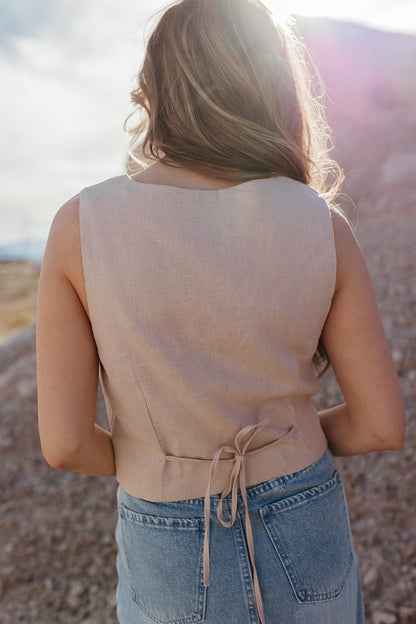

left=203, top=419, right=269, bottom=624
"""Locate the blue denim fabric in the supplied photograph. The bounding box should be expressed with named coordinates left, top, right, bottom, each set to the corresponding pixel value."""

left=116, top=448, right=365, bottom=623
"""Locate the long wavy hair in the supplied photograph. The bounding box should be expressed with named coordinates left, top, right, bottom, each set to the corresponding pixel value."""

left=125, top=0, right=342, bottom=374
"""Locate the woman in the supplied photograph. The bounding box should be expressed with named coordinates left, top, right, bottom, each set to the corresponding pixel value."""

left=37, top=1, right=405, bottom=622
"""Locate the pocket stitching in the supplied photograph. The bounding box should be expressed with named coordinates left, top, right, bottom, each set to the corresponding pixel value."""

left=120, top=505, right=204, bottom=530
left=259, top=471, right=340, bottom=516
left=119, top=506, right=206, bottom=624
left=260, top=471, right=354, bottom=603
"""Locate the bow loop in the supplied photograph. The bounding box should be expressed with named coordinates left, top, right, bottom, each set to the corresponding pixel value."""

left=203, top=418, right=269, bottom=624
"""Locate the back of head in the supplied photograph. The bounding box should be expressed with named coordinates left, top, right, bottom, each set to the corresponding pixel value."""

left=126, top=0, right=341, bottom=200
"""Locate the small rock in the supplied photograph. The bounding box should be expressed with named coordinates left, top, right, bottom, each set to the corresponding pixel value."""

left=398, top=606, right=415, bottom=620
left=363, top=567, right=378, bottom=587
left=392, top=350, right=402, bottom=363
left=372, top=611, right=397, bottom=624
left=107, top=592, right=117, bottom=609
left=67, top=580, right=86, bottom=609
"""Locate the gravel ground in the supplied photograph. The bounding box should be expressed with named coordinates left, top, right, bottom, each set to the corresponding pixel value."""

left=1, top=191, right=415, bottom=623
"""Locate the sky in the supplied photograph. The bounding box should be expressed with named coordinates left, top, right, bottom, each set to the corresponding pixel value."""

left=1, top=0, right=415, bottom=246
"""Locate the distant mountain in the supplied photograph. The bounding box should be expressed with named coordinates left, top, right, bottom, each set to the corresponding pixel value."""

left=298, top=18, right=416, bottom=116
left=0, top=239, right=45, bottom=263
left=296, top=18, right=416, bottom=209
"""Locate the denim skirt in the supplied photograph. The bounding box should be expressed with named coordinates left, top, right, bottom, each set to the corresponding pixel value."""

left=115, top=448, right=365, bottom=624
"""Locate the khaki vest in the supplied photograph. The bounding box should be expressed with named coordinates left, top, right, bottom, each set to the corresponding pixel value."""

left=80, top=174, right=334, bottom=502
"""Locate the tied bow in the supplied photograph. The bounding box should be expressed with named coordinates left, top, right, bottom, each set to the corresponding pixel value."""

left=203, top=419, right=269, bottom=624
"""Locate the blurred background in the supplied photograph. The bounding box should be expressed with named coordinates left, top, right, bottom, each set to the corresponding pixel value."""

left=0, top=1, right=415, bottom=622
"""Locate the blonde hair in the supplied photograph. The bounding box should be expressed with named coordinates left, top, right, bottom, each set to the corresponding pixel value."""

left=126, top=0, right=342, bottom=373
left=125, top=0, right=342, bottom=202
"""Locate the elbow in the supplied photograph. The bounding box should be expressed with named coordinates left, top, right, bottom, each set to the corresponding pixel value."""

left=43, top=455, right=74, bottom=471
left=384, top=428, right=406, bottom=451
left=373, top=412, right=406, bottom=452
left=348, top=401, right=407, bottom=454
left=41, top=441, right=83, bottom=472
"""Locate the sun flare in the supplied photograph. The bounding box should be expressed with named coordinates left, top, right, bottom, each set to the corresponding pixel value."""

left=265, top=0, right=402, bottom=27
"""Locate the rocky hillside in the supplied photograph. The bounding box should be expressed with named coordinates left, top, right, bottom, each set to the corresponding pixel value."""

left=299, top=17, right=416, bottom=214
left=1, top=18, right=415, bottom=624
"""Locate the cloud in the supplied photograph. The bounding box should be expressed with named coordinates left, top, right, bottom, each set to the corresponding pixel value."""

left=0, top=0, right=414, bottom=244
left=0, top=0, right=168, bottom=243
left=0, top=0, right=53, bottom=44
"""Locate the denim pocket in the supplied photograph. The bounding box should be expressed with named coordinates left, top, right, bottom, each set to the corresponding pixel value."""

left=259, top=470, right=353, bottom=603
left=118, top=504, right=206, bottom=624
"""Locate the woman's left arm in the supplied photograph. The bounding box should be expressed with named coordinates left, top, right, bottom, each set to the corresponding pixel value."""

left=36, top=194, right=115, bottom=476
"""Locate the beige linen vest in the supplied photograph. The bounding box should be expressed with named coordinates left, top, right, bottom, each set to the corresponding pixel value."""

left=79, top=174, right=335, bottom=503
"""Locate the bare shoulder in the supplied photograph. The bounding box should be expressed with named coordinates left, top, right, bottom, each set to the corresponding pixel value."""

left=324, top=205, right=377, bottom=341
left=329, top=207, right=359, bottom=246
left=42, top=193, right=89, bottom=316
left=328, top=206, right=367, bottom=292
left=46, top=193, right=80, bottom=264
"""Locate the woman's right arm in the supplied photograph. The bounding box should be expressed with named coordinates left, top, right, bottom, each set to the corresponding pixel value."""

left=318, top=209, right=406, bottom=456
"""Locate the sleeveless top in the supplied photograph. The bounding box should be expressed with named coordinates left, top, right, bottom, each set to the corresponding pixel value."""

left=79, top=174, right=335, bottom=504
